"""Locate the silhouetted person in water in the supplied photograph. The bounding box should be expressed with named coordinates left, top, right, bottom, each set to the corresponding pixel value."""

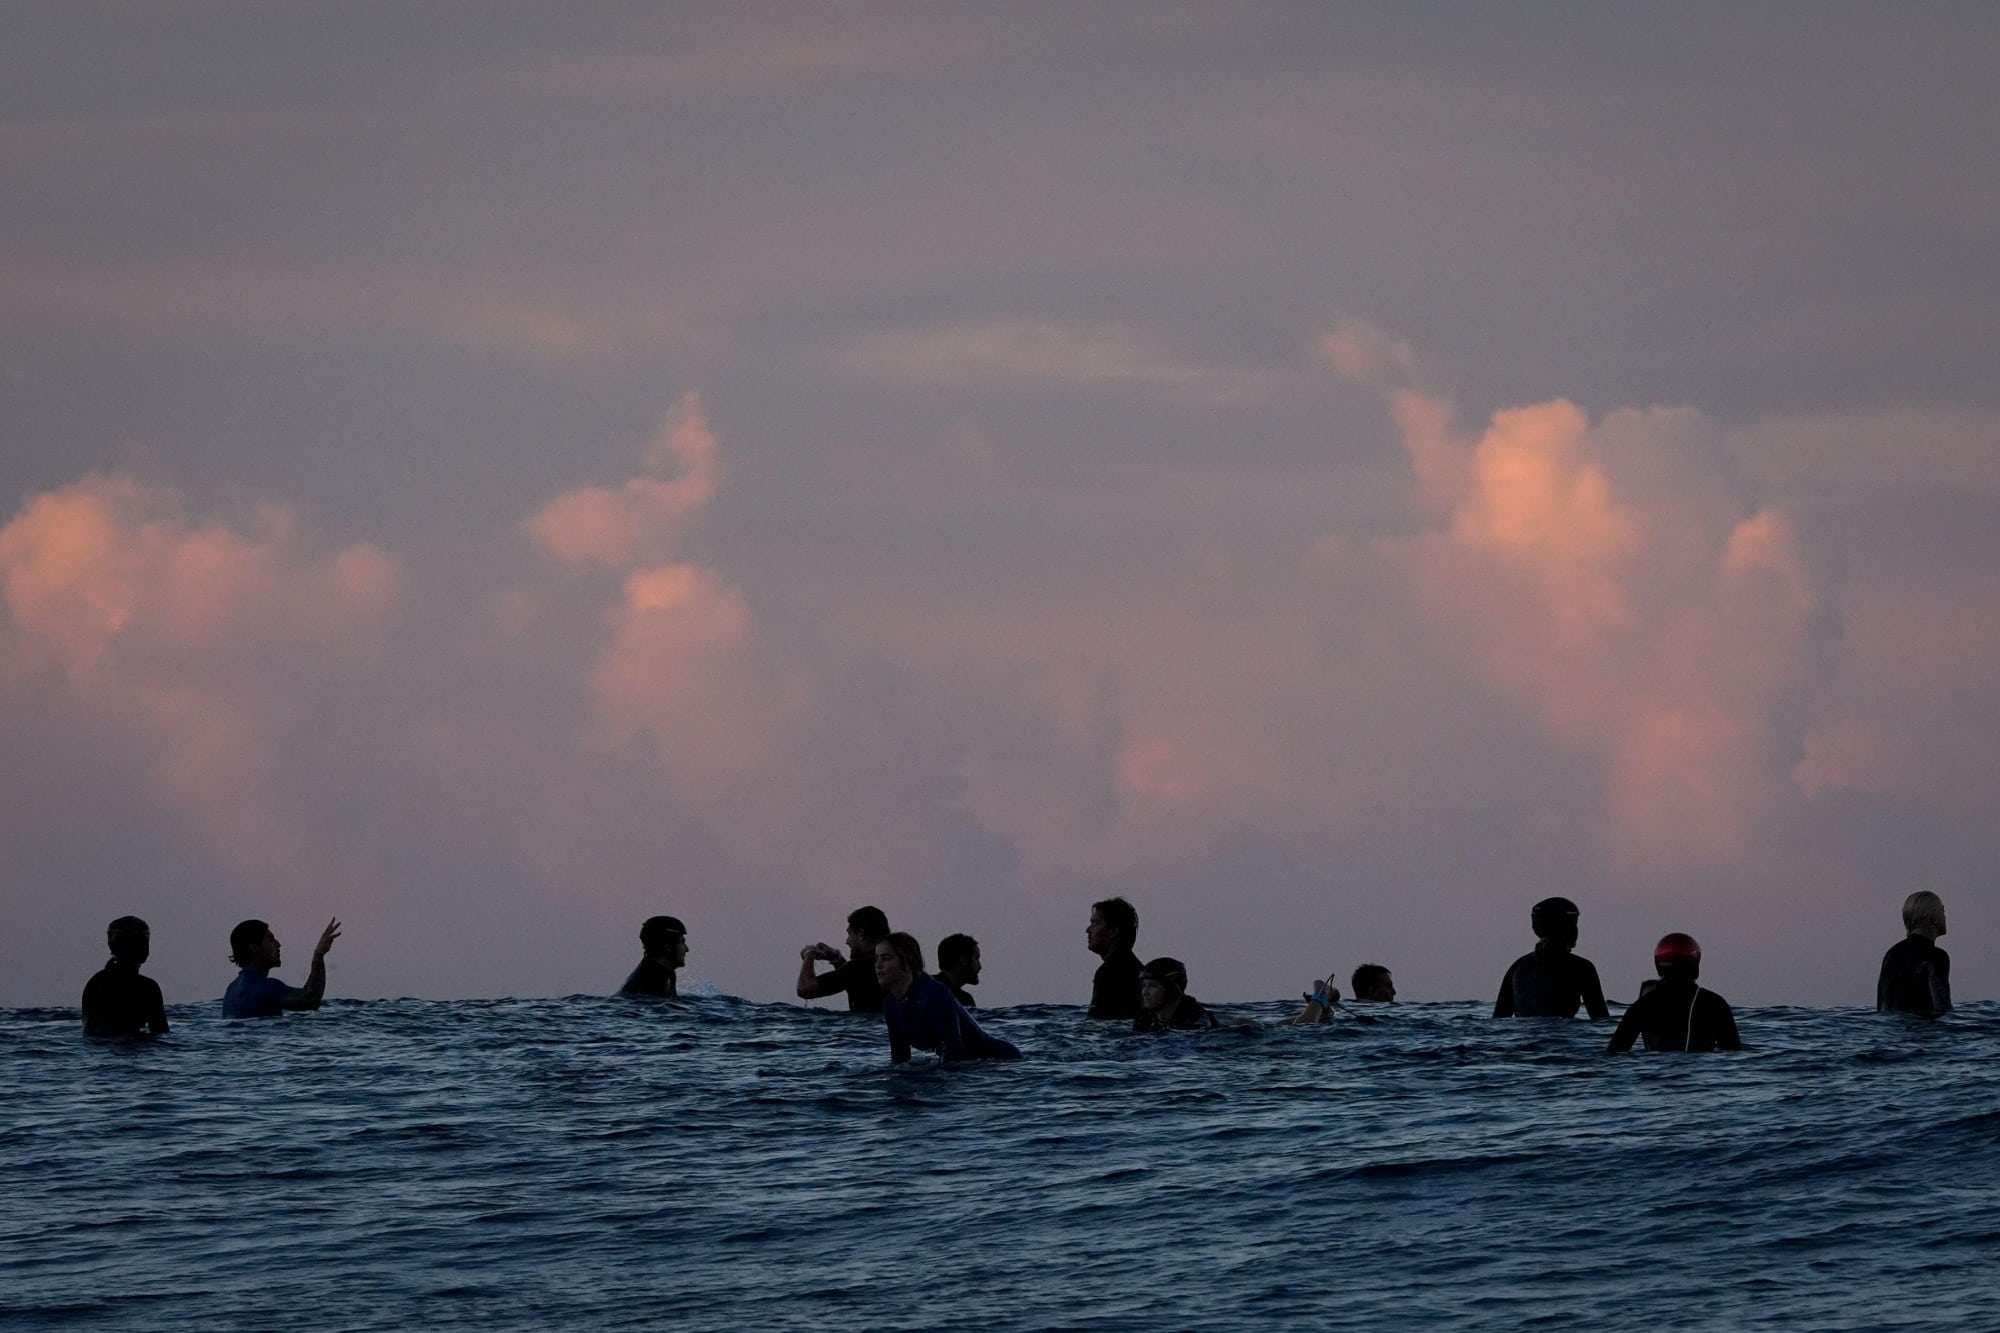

left=1086, top=897, right=1142, bottom=1020
left=222, top=917, right=341, bottom=1018
left=936, top=932, right=981, bottom=1009
left=1351, top=964, right=1396, bottom=1003
left=1608, top=933, right=1742, bottom=1053
left=1495, top=897, right=1609, bottom=1019
left=1134, top=957, right=1218, bottom=1032
left=797, top=906, right=889, bottom=1013
left=876, top=932, right=1020, bottom=1063
left=1878, top=890, right=1952, bottom=1017
left=82, top=916, right=168, bottom=1038
left=621, top=915, right=688, bottom=998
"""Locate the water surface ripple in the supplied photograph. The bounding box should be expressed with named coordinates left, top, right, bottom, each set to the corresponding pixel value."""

left=5, top=998, right=1995, bottom=1329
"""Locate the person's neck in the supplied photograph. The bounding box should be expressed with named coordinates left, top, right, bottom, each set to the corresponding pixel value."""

left=889, top=975, right=916, bottom=1001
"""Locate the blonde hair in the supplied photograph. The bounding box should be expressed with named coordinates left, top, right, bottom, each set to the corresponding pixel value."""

left=1902, top=891, right=1947, bottom=939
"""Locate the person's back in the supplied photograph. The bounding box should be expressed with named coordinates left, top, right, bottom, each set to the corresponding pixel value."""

left=1494, top=897, right=1609, bottom=1019
left=1609, top=934, right=1741, bottom=1053
left=1878, top=891, right=1952, bottom=1017
left=82, top=916, right=168, bottom=1039
left=885, top=974, right=1021, bottom=1062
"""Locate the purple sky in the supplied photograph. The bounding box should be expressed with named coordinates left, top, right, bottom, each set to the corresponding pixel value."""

left=5, top=4, right=1999, bottom=1007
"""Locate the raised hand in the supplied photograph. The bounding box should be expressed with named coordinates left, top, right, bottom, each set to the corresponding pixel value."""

left=314, top=917, right=343, bottom=958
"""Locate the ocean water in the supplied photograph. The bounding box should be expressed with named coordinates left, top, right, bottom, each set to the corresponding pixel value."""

left=4, top=996, right=1995, bottom=1331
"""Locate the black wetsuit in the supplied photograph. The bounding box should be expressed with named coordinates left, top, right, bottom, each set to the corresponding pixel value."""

left=1877, top=935, right=1951, bottom=1016
left=1495, top=944, right=1610, bottom=1018
left=816, top=953, right=885, bottom=1014
left=620, top=957, right=678, bottom=998
left=1608, top=979, right=1741, bottom=1052
left=942, top=980, right=976, bottom=1009
left=1089, top=947, right=1142, bottom=1020
left=1134, top=995, right=1217, bottom=1032
left=81, top=963, right=168, bottom=1038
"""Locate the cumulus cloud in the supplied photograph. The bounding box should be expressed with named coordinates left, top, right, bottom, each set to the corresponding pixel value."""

left=526, top=395, right=720, bottom=570
left=7, top=342, right=2000, bottom=1007
left=0, top=472, right=399, bottom=888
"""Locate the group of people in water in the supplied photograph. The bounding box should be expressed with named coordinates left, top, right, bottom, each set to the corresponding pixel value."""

left=77, top=890, right=1957, bottom=1061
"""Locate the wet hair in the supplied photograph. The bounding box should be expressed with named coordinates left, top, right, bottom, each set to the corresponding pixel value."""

left=1903, top=891, right=1946, bottom=938
left=1351, top=963, right=1391, bottom=997
left=1530, top=896, right=1580, bottom=943
left=106, top=915, right=149, bottom=964
left=880, top=931, right=924, bottom=976
left=1091, top=897, right=1138, bottom=950
left=228, top=918, right=271, bottom=966
left=640, top=915, right=687, bottom=951
left=1138, top=956, right=1187, bottom=992
left=847, top=905, right=891, bottom=944
left=937, top=933, right=979, bottom=974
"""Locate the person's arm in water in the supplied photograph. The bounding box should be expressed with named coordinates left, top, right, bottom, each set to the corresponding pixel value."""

left=147, top=977, right=169, bottom=1035
left=281, top=918, right=341, bottom=1011
left=797, top=944, right=849, bottom=999
left=1715, top=999, right=1743, bottom=1052
left=1606, top=992, right=1649, bottom=1053
left=886, top=1007, right=911, bottom=1064
left=1876, top=950, right=1895, bottom=1012
left=934, top=992, right=967, bottom=1063
left=1493, top=960, right=1518, bottom=1018
left=1930, top=950, right=1952, bottom=1015
left=1580, top=959, right=1610, bottom=1020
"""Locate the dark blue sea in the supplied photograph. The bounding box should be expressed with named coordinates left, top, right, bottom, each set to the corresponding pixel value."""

left=4, top=997, right=1995, bottom=1330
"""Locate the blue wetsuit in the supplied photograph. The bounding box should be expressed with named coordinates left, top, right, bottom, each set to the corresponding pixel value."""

left=222, top=969, right=292, bottom=1018
left=883, top=975, right=1021, bottom=1063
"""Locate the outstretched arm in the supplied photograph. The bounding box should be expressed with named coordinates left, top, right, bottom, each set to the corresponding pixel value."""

left=283, top=918, right=340, bottom=1011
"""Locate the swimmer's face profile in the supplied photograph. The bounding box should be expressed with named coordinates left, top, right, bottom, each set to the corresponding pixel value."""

left=666, top=933, right=688, bottom=967
left=873, top=939, right=908, bottom=990
left=1138, top=975, right=1171, bottom=1011
left=258, top=930, right=282, bottom=969
left=845, top=923, right=869, bottom=958
left=1086, top=910, right=1113, bottom=956
left=962, top=948, right=982, bottom=985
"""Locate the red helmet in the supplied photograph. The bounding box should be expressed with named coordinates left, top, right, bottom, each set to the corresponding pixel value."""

left=1653, top=932, right=1702, bottom=968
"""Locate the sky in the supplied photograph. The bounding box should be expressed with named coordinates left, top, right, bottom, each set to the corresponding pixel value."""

left=5, top=3, right=2000, bottom=1008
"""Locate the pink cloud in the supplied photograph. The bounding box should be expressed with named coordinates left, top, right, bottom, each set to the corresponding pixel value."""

left=525, top=395, right=719, bottom=570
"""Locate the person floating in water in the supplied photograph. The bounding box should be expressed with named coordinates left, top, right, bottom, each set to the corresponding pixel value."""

left=875, top=932, right=1020, bottom=1063
left=1351, top=964, right=1396, bottom=1003
left=1877, top=890, right=1951, bottom=1017
left=1086, top=896, right=1142, bottom=1020
left=1608, top=933, right=1742, bottom=1053
left=81, top=915, right=169, bottom=1038
left=222, top=917, right=341, bottom=1018
left=936, top=932, right=981, bottom=1009
left=797, top=905, right=890, bottom=1013
left=1494, top=896, right=1609, bottom=1019
left=621, top=915, right=688, bottom=998
left=1134, top=957, right=1218, bottom=1032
